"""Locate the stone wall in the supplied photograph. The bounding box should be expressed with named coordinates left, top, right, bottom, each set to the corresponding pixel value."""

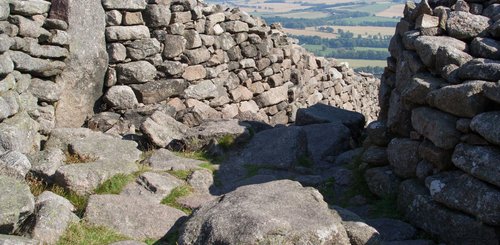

left=95, top=0, right=380, bottom=134
left=0, top=0, right=69, bottom=157
left=373, top=0, right=500, bottom=243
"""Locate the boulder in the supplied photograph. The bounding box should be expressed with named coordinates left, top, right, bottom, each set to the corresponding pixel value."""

left=126, top=38, right=161, bottom=60
left=10, top=0, right=51, bottom=15
left=342, top=221, right=380, bottom=245
left=116, top=61, right=157, bottom=84
left=303, top=122, right=352, bottom=163
left=470, top=111, right=500, bottom=146
left=51, top=0, right=108, bottom=128
left=254, top=85, right=288, bottom=107
left=0, top=175, right=35, bottom=234
left=28, top=79, right=62, bottom=103
left=178, top=180, right=350, bottom=245
left=398, top=179, right=497, bottom=245
left=0, top=112, right=40, bottom=155
left=401, top=73, right=443, bottom=105
left=182, top=65, right=206, bottom=81
left=143, top=4, right=171, bottom=27
left=102, top=0, right=147, bottom=10
left=413, top=36, right=467, bottom=68
left=144, top=149, right=205, bottom=171
left=0, top=150, right=31, bottom=178
left=452, top=143, right=500, bottom=188
left=457, top=59, right=500, bottom=82
left=471, top=37, right=500, bottom=60
left=411, top=107, right=460, bottom=150
left=36, top=191, right=75, bottom=212
left=85, top=194, right=186, bottom=240
left=103, top=85, right=138, bottom=110
left=296, top=103, right=365, bottom=134
left=426, top=171, right=500, bottom=225
left=184, top=119, right=251, bottom=151
left=387, top=138, right=420, bottom=178
left=121, top=172, right=183, bottom=203
left=366, top=218, right=416, bottom=242
left=483, top=82, right=500, bottom=104
left=362, top=146, right=389, bottom=166
left=184, top=47, right=211, bottom=65
left=446, top=11, right=491, bottom=40
left=105, top=26, right=150, bottom=41
left=184, top=80, right=219, bottom=100
left=163, top=35, right=186, bottom=58
left=427, top=81, right=487, bottom=118
left=364, top=166, right=401, bottom=198
left=8, top=51, right=65, bottom=77
left=0, top=235, right=39, bottom=245
left=130, top=79, right=187, bottom=104
left=418, top=140, right=452, bottom=171
left=30, top=148, right=66, bottom=180
left=140, top=110, right=189, bottom=148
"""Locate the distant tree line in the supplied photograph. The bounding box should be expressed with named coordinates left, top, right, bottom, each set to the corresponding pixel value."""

left=291, top=34, right=391, bottom=48
left=354, top=66, right=385, bottom=75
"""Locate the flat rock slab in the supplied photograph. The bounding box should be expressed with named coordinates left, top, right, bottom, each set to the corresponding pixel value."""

left=144, top=149, right=205, bottom=171
left=398, top=180, right=497, bottom=245
left=296, top=103, right=365, bottom=133
left=0, top=235, right=39, bottom=245
left=85, top=194, right=186, bottom=240
left=120, top=172, right=184, bottom=203
left=0, top=175, right=35, bottom=234
left=29, top=198, right=79, bottom=244
left=184, top=119, right=251, bottom=151
left=303, top=122, right=352, bottom=163
left=178, top=180, right=350, bottom=244
left=452, top=143, right=500, bottom=188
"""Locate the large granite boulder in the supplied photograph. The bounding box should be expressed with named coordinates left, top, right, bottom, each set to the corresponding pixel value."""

left=0, top=175, right=35, bottom=234
left=470, top=111, right=500, bottom=146
left=296, top=103, right=365, bottom=133
left=411, top=107, right=460, bottom=150
left=52, top=0, right=109, bottom=127
left=452, top=143, right=500, bottom=188
left=178, top=180, right=350, bottom=245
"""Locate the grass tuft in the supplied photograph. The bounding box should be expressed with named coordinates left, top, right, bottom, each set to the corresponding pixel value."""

left=218, top=134, right=235, bottom=150
left=168, top=170, right=193, bottom=181
left=64, top=152, right=98, bottom=164
left=161, top=185, right=193, bottom=215
left=94, top=173, right=136, bottom=195
left=57, top=222, right=129, bottom=245
left=199, top=162, right=217, bottom=173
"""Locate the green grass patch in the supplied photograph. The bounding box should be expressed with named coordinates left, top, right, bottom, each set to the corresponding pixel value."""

left=199, top=162, right=217, bottom=173
left=94, top=173, right=136, bottom=195
left=175, top=150, right=224, bottom=165
left=161, top=185, right=193, bottom=214
left=218, top=134, right=236, bottom=150
left=168, top=170, right=193, bottom=181
left=57, top=222, right=129, bottom=245
left=338, top=59, right=387, bottom=68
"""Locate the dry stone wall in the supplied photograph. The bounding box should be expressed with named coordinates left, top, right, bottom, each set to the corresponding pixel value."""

left=374, top=0, right=500, bottom=243
left=96, top=0, right=380, bottom=134
left=0, top=0, right=69, bottom=158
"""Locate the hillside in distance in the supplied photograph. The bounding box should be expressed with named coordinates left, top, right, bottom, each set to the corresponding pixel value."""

left=206, top=0, right=405, bottom=75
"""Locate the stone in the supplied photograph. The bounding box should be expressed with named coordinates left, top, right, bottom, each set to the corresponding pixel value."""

left=255, top=85, right=288, bottom=107
left=130, top=79, right=187, bottom=104
left=435, top=46, right=473, bottom=70
left=239, top=58, right=256, bottom=68
left=0, top=150, right=31, bottom=178
left=21, top=40, right=69, bottom=59
left=471, top=37, right=500, bottom=60
left=366, top=218, right=416, bottom=242
left=427, top=81, right=487, bottom=117
left=0, top=2, right=9, bottom=21
left=411, top=107, right=460, bottom=150
left=29, top=197, right=79, bottom=244
left=54, top=135, right=141, bottom=195
left=144, top=149, right=205, bottom=171
left=0, top=235, right=39, bottom=245
left=122, top=11, right=143, bottom=25
left=85, top=194, right=186, bottom=240
left=413, top=36, right=467, bottom=68
left=183, top=47, right=211, bottom=65
left=364, top=166, right=401, bottom=198
left=182, top=65, right=206, bottom=81
left=29, top=78, right=61, bottom=103
left=184, top=119, right=251, bottom=151
left=224, top=21, right=249, bottom=33
left=215, top=33, right=236, bottom=51
left=163, top=35, right=186, bottom=58
left=296, top=103, right=365, bottom=134
left=426, top=171, right=500, bottom=225
left=415, top=14, right=439, bottom=29
left=121, top=172, right=183, bottom=203
left=52, top=0, right=108, bottom=128
left=0, top=53, right=13, bottom=77
left=8, top=51, right=65, bottom=77
left=362, top=146, right=388, bottom=166
left=105, top=25, right=150, bottom=41
left=229, top=86, right=253, bottom=102
left=88, top=112, right=121, bottom=132
left=398, top=179, right=497, bottom=245
left=0, top=34, right=14, bottom=52
left=470, top=111, right=500, bottom=146
left=143, top=4, right=171, bottom=27
left=387, top=91, right=412, bottom=136
left=342, top=221, right=380, bottom=245
left=483, top=4, right=500, bottom=18
left=401, top=73, right=443, bottom=105
left=490, top=20, right=500, bottom=38
left=187, top=169, right=213, bottom=193
left=184, top=99, right=222, bottom=126
left=126, top=38, right=161, bottom=60
left=0, top=175, right=35, bottom=234
left=452, top=143, right=500, bottom=188
left=158, top=60, right=186, bottom=76
left=36, top=191, right=75, bottom=212
left=102, top=0, right=147, bottom=10
left=104, top=85, right=138, bottom=110
left=387, top=138, right=421, bottom=178
left=44, top=18, right=68, bottom=30
left=446, top=11, right=491, bottom=40
left=183, top=29, right=202, bottom=49
left=107, top=43, right=127, bottom=63
left=184, top=80, right=219, bottom=100
left=178, top=180, right=350, bottom=244
left=0, top=112, right=40, bottom=155
left=457, top=59, right=500, bottom=81
left=418, top=140, right=452, bottom=170
left=9, top=15, right=49, bottom=38
left=116, top=61, right=157, bottom=84
left=140, top=110, right=189, bottom=148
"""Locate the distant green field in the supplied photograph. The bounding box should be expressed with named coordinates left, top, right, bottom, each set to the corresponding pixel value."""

left=273, top=11, right=330, bottom=19
left=354, top=47, right=388, bottom=51
left=338, top=59, right=387, bottom=68
left=333, top=2, right=394, bottom=15
left=303, top=44, right=389, bottom=55
left=337, top=16, right=399, bottom=25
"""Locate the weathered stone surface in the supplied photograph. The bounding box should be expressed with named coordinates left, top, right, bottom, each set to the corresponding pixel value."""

left=457, top=59, right=500, bottom=81
left=418, top=140, right=452, bottom=170
left=184, top=119, right=251, bottom=151
left=342, top=221, right=380, bottom=245
left=401, top=73, right=443, bottom=105
left=362, top=146, right=388, bottom=166
left=0, top=235, right=39, bottom=245
left=254, top=85, right=288, bottom=107
left=158, top=60, right=186, bottom=76
left=116, top=61, right=157, bottom=84
left=0, top=150, right=31, bottom=178
left=0, top=175, right=35, bottom=234
left=446, top=11, right=491, bottom=40
left=104, top=85, right=138, bottom=110
left=121, top=172, right=183, bottom=203
left=413, top=36, right=467, bottom=68
left=411, top=107, right=460, bottom=150
left=183, top=29, right=202, bottom=49
left=9, top=15, right=49, bottom=38
left=144, top=149, right=205, bottom=171
left=163, top=35, right=186, bottom=58
left=184, top=80, right=219, bottom=100
left=427, top=81, right=487, bottom=118
left=182, top=65, right=206, bottom=81
left=54, top=134, right=141, bottom=195
left=471, top=37, right=500, bottom=60
left=36, top=191, right=75, bottom=212
left=452, top=143, right=500, bottom=188
left=387, top=138, right=420, bottom=178
left=484, top=82, right=500, bottom=104
left=365, top=166, right=401, bottom=197
left=131, top=79, right=187, bottom=104
left=426, top=171, right=500, bottom=225
left=366, top=218, right=416, bottom=242
left=296, top=103, right=365, bottom=134
left=398, top=179, right=497, bottom=245
left=102, top=0, right=147, bottom=10
left=470, top=111, right=500, bottom=146
left=303, top=122, right=352, bottom=163
left=8, top=51, right=65, bottom=77
left=10, top=0, right=50, bottom=15
left=143, top=4, right=171, bottom=27
left=184, top=47, right=211, bottom=65
left=141, top=110, right=189, bottom=148
left=30, top=148, right=65, bottom=180
left=435, top=46, right=473, bottom=70
left=179, top=180, right=350, bottom=245
left=126, top=38, right=161, bottom=60
left=105, top=25, right=150, bottom=41
left=85, top=194, right=186, bottom=240
left=54, top=0, right=108, bottom=128
left=29, top=78, right=62, bottom=103
left=415, top=14, right=439, bottom=29
left=0, top=112, right=40, bottom=155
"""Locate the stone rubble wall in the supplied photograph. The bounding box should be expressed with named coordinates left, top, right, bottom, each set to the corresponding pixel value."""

left=96, top=0, right=380, bottom=134
left=373, top=0, right=500, bottom=243
left=0, top=0, right=69, bottom=158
